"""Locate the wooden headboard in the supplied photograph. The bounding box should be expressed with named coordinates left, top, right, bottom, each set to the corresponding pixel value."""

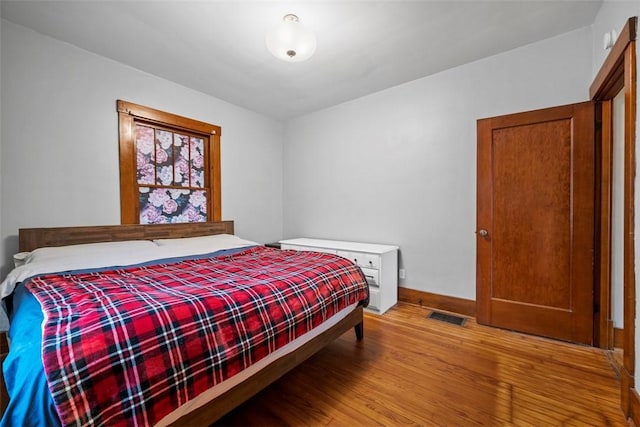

left=18, top=221, right=235, bottom=252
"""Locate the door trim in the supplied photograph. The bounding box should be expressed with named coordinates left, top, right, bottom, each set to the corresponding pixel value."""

left=590, top=16, right=637, bottom=419
left=594, top=99, right=613, bottom=349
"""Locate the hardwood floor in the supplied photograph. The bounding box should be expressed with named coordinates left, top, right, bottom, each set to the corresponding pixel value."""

left=215, top=303, right=626, bottom=426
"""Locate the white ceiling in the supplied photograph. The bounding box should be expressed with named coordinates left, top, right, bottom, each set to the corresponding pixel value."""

left=1, top=1, right=603, bottom=121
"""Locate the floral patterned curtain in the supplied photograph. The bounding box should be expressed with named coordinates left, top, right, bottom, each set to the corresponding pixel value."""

left=135, top=124, right=208, bottom=224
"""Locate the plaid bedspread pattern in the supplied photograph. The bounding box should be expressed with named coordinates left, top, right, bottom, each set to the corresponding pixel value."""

left=25, top=246, right=369, bottom=427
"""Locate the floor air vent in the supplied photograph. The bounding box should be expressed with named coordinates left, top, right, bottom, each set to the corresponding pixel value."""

left=427, top=311, right=466, bottom=326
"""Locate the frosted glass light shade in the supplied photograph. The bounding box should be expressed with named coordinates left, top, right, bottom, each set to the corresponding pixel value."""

left=266, top=14, right=316, bottom=62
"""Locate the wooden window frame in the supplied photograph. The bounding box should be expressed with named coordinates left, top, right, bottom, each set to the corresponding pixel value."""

left=117, top=100, right=222, bottom=224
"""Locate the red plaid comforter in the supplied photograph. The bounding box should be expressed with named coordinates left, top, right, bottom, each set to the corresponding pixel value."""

left=25, top=246, right=369, bottom=427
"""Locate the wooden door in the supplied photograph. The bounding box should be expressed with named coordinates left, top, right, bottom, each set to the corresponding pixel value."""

left=476, top=102, right=595, bottom=345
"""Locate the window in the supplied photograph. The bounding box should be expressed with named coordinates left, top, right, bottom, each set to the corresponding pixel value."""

left=117, top=100, right=221, bottom=224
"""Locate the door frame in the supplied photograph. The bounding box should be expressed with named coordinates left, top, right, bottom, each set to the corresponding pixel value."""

left=590, top=16, right=637, bottom=419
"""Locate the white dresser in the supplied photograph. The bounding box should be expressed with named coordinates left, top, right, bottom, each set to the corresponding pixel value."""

left=279, top=238, right=399, bottom=314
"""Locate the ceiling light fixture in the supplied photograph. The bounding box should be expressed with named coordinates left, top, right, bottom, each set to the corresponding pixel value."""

left=266, top=14, right=316, bottom=62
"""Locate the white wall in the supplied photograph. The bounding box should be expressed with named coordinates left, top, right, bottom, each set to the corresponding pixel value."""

left=0, top=20, right=284, bottom=278
left=283, top=27, right=592, bottom=300
left=591, top=1, right=639, bottom=79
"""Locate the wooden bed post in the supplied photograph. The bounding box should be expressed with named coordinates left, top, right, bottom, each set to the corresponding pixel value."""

left=354, top=322, right=364, bottom=341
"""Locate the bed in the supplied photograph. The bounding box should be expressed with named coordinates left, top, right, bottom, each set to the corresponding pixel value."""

left=0, top=221, right=368, bottom=426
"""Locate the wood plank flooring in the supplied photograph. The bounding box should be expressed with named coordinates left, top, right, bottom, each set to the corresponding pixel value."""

left=215, top=303, right=626, bottom=426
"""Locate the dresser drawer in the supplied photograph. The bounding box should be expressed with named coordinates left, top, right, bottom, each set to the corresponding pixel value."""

left=337, top=251, right=380, bottom=270
left=368, top=287, right=381, bottom=310
left=360, top=267, right=380, bottom=287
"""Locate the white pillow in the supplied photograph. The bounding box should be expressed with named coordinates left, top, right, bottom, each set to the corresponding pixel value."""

left=153, top=234, right=258, bottom=255
left=0, top=240, right=165, bottom=307
left=0, top=235, right=259, bottom=331
left=26, top=240, right=158, bottom=264
left=13, top=252, right=31, bottom=267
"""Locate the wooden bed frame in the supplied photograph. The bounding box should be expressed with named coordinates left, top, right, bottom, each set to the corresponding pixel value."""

left=1, top=221, right=365, bottom=425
